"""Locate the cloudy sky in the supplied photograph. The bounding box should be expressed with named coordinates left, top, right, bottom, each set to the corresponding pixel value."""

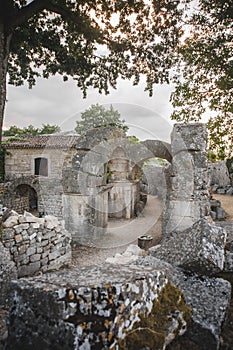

left=4, top=74, right=175, bottom=143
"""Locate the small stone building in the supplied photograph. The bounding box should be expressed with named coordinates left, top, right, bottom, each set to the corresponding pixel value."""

left=2, top=134, right=79, bottom=217
left=1, top=130, right=144, bottom=243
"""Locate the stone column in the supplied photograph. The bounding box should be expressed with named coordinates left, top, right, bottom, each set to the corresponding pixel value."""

left=164, top=123, right=210, bottom=237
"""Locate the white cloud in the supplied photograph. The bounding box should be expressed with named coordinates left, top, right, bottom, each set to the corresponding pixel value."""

left=5, top=75, right=175, bottom=142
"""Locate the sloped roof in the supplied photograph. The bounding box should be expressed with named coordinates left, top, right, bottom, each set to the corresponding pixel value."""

left=2, top=134, right=80, bottom=149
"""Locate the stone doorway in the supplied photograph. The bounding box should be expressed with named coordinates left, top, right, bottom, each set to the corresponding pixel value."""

left=15, top=184, right=38, bottom=214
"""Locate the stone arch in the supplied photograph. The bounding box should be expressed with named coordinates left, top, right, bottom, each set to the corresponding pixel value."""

left=15, top=184, right=38, bottom=212
left=3, top=176, right=41, bottom=215
left=8, top=176, right=40, bottom=195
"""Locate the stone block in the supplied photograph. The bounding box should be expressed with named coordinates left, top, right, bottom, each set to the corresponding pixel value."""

left=151, top=218, right=226, bottom=275
left=18, top=261, right=41, bottom=277
left=14, top=234, right=23, bottom=243
left=44, top=215, right=59, bottom=230
left=6, top=264, right=191, bottom=349
left=226, top=187, right=233, bottom=195
left=30, top=254, right=41, bottom=263
left=216, top=207, right=226, bottom=220
left=26, top=246, right=36, bottom=256
left=216, top=188, right=226, bottom=194
left=14, top=224, right=29, bottom=234
left=41, top=257, right=49, bottom=266
left=41, top=239, right=49, bottom=247
left=2, top=228, right=15, bottom=240
left=19, top=215, right=43, bottom=224
left=29, top=232, right=37, bottom=241
left=41, top=251, right=49, bottom=259
left=136, top=256, right=231, bottom=349
left=17, top=244, right=27, bottom=255
left=171, top=123, right=207, bottom=155
left=48, top=250, right=60, bottom=261
left=2, top=215, right=19, bottom=228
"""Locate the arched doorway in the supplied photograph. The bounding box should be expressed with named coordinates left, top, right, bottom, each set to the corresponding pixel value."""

left=15, top=184, right=38, bottom=214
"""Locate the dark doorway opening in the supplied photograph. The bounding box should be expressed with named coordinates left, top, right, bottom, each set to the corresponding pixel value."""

left=15, top=184, right=38, bottom=213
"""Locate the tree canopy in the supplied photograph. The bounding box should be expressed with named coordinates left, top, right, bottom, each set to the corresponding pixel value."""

left=0, top=0, right=187, bottom=142
left=171, top=0, right=233, bottom=159
left=3, top=123, right=61, bottom=136
left=75, top=103, right=127, bottom=134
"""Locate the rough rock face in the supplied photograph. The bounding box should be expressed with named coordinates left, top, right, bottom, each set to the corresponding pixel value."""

left=217, top=222, right=233, bottom=272
left=163, top=123, right=210, bottom=237
left=150, top=218, right=226, bottom=275
left=0, top=242, right=17, bottom=307
left=1, top=211, right=71, bottom=278
left=6, top=265, right=191, bottom=350
left=136, top=256, right=231, bottom=350
left=208, top=161, right=230, bottom=187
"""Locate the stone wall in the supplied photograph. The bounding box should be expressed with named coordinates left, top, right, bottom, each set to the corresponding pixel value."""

left=5, top=148, right=76, bottom=180
left=0, top=191, right=29, bottom=214
left=1, top=211, right=71, bottom=277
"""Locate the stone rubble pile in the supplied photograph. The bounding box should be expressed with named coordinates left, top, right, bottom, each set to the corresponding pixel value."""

left=210, top=184, right=233, bottom=195
left=0, top=208, right=71, bottom=277
left=210, top=197, right=226, bottom=220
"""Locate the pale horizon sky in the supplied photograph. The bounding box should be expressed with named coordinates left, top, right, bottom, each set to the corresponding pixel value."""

left=5, top=74, right=175, bottom=143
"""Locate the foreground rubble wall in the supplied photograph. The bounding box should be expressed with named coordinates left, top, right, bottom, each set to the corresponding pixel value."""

left=6, top=265, right=192, bottom=350
left=1, top=211, right=71, bottom=278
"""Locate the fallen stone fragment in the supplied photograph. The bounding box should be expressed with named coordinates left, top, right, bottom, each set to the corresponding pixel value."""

left=2, top=215, right=19, bottom=228
left=150, top=218, right=226, bottom=275
left=136, top=256, right=231, bottom=350
left=106, top=244, right=144, bottom=264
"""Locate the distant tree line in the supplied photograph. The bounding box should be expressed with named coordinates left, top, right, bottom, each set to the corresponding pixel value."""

left=3, top=124, right=61, bottom=136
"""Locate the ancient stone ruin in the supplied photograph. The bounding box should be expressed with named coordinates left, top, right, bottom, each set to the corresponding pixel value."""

left=0, top=123, right=232, bottom=349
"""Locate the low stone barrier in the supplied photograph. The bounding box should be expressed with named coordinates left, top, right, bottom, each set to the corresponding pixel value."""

left=6, top=265, right=192, bottom=350
left=1, top=211, right=71, bottom=277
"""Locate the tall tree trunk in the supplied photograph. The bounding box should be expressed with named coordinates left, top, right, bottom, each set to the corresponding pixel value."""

left=0, top=21, right=11, bottom=144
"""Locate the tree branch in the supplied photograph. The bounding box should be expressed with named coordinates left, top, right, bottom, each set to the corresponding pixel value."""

left=7, top=0, right=102, bottom=40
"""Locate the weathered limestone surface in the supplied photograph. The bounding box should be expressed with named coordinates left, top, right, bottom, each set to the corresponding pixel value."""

left=0, top=242, right=17, bottom=307
left=1, top=211, right=71, bottom=278
left=6, top=265, right=191, bottom=350
left=164, top=123, right=210, bottom=237
left=151, top=218, right=226, bottom=275
left=62, top=191, right=110, bottom=244
left=217, top=222, right=233, bottom=272
left=136, top=256, right=231, bottom=350
left=208, top=161, right=231, bottom=187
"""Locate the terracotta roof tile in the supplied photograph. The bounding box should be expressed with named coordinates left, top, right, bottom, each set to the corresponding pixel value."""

left=2, top=135, right=79, bottom=149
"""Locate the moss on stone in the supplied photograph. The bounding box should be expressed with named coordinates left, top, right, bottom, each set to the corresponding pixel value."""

left=118, top=281, right=192, bottom=350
